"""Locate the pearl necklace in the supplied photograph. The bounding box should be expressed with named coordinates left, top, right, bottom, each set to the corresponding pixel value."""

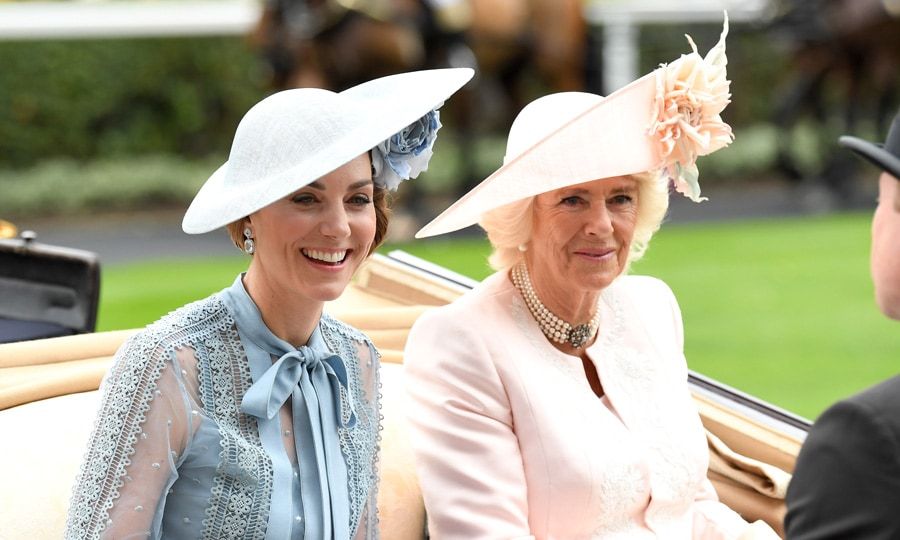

left=510, top=262, right=601, bottom=349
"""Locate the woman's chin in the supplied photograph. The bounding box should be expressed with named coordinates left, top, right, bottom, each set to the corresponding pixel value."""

left=570, top=262, right=624, bottom=289
left=311, top=287, right=347, bottom=303
left=574, top=270, right=621, bottom=291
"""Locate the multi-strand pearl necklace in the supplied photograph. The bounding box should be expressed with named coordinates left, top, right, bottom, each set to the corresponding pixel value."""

left=511, top=262, right=601, bottom=349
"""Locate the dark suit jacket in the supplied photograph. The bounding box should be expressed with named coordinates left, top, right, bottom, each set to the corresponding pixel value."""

left=785, top=374, right=900, bottom=539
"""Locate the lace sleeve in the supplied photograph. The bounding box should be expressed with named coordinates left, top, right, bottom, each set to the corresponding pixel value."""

left=65, top=339, right=194, bottom=539
left=352, top=340, right=381, bottom=540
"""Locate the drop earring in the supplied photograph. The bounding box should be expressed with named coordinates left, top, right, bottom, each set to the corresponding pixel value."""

left=243, top=227, right=255, bottom=255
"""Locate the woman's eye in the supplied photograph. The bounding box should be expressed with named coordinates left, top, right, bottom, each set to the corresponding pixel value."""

left=291, top=194, right=317, bottom=205
left=560, top=196, right=583, bottom=206
left=348, top=194, right=372, bottom=206
left=609, top=194, right=634, bottom=205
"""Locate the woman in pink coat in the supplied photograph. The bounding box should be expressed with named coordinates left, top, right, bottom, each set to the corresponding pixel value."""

left=403, top=17, right=778, bottom=540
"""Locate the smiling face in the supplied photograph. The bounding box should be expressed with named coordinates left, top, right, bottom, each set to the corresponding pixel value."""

left=526, top=176, right=639, bottom=313
left=244, top=153, right=377, bottom=304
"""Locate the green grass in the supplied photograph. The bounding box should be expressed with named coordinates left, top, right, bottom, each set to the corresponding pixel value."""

left=634, top=214, right=899, bottom=420
left=97, top=213, right=899, bottom=420
left=97, top=256, right=248, bottom=331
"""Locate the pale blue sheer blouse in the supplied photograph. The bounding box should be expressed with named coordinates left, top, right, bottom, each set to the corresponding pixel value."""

left=66, top=276, right=381, bottom=539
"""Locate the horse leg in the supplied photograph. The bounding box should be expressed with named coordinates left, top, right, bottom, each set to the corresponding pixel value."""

left=279, top=40, right=329, bottom=88
left=447, top=79, right=480, bottom=203
left=530, top=0, right=585, bottom=92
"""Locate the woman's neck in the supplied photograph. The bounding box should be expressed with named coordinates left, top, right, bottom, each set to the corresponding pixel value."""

left=521, top=264, right=600, bottom=324
left=241, top=271, right=322, bottom=348
left=508, top=262, right=603, bottom=354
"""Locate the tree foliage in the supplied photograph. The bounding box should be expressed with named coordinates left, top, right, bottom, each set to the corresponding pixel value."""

left=0, top=37, right=267, bottom=168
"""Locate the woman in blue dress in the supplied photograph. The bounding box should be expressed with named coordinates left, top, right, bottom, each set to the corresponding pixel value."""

left=64, top=68, right=473, bottom=540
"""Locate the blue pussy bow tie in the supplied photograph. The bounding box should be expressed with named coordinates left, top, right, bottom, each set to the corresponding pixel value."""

left=241, top=346, right=356, bottom=538
left=241, top=347, right=356, bottom=426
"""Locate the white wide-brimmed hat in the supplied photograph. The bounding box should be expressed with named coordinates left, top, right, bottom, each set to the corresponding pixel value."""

left=416, top=17, right=733, bottom=239
left=183, top=68, right=474, bottom=234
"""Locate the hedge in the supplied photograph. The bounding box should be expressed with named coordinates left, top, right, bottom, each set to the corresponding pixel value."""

left=0, top=22, right=795, bottom=169
left=0, top=36, right=267, bottom=168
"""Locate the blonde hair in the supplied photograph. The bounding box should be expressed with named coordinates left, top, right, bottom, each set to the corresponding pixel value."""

left=481, top=171, right=669, bottom=272
left=480, top=197, right=535, bottom=271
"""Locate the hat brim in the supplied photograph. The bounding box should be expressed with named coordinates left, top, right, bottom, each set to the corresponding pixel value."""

left=182, top=68, right=473, bottom=234
left=838, top=136, right=900, bottom=180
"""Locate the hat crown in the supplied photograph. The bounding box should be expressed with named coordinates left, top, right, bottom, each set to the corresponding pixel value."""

left=227, top=89, right=358, bottom=191
left=504, top=92, right=603, bottom=165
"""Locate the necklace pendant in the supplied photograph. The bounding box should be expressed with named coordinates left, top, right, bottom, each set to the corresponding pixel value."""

left=512, top=262, right=599, bottom=350
left=569, top=323, right=592, bottom=349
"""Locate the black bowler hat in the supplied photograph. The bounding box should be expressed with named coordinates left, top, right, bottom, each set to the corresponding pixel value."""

left=839, top=112, right=900, bottom=180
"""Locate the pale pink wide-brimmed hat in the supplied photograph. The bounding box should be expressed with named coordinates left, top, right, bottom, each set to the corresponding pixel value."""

left=416, top=17, right=734, bottom=238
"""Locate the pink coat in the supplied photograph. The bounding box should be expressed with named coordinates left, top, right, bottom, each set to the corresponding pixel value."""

left=403, top=271, right=752, bottom=539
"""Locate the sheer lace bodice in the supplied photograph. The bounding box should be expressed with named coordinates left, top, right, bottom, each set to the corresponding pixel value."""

left=65, top=276, right=381, bottom=539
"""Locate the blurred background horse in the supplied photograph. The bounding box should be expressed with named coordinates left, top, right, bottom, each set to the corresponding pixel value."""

left=768, top=0, right=900, bottom=207
left=250, top=0, right=587, bottom=208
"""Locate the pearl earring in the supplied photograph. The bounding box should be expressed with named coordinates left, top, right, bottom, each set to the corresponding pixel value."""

left=243, top=227, right=255, bottom=255
left=517, top=243, right=528, bottom=252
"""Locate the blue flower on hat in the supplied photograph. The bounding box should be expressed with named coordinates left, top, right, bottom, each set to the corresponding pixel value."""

left=372, top=109, right=443, bottom=191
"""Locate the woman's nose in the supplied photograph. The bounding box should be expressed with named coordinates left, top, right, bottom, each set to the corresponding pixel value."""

left=319, top=204, right=351, bottom=238
left=584, top=204, right=614, bottom=236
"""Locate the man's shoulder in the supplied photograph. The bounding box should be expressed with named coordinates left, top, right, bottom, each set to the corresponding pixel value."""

left=804, top=373, right=900, bottom=456
left=841, top=374, right=900, bottom=425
